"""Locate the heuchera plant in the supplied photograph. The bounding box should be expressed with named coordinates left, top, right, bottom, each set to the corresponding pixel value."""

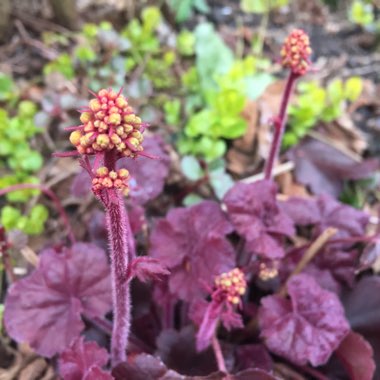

left=2, top=29, right=377, bottom=380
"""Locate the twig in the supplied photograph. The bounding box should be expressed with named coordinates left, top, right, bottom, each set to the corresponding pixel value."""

left=14, top=20, right=58, bottom=60
left=278, top=227, right=338, bottom=296
left=242, top=161, right=295, bottom=184
left=20, top=247, right=39, bottom=267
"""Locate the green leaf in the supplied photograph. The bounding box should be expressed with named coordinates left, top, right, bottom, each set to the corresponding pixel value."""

left=0, top=73, right=14, bottom=101
left=82, top=23, right=98, bottom=38
left=183, top=193, right=203, bottom=206
left=18, top=100, right=37, bottom=118
left=245, top=73, right=274, bottom=100
left=241, top=0, right=288, bottom=13
left=18, top=151, right=43, bottom=172
left=180, top=155, right=204, bottom=181
left=185, top=109, right=215, bottom=138
left=344, top=77, right=363, bottom=102
left=327, top=79, right=344, bottom=104
left=194, top=0, right=210, bottom=13
left=349, top=1, right=374, bottom=26
left=75, top=46, right=96, bottom=63
left=177, top=30, right=195, bottom=56
left=1, top=206, right=21, bottom=231
left=209, top=166, right=234, bottom=199
left=23, top=205, right=48, bottom=235
left=142, top=6, right=161, bottom=32
left=197, top=136, right=226, bottom=161
left=0, top=140, right=12, bottom=156
left=195, top=23, right=234, bottom=93
left=164, top=99, right=181, bottom=125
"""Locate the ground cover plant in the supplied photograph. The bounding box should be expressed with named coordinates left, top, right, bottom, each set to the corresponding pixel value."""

left=1, top=1, right=380, bottom=379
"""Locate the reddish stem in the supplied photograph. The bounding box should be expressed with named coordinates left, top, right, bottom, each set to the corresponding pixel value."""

left=264, top=72, right=298, bottom=180
left=102, top=151, right=133, bottom=366
left=212, top=333, right=227, bottom=374
left=0, top=183, right=75, bottom=245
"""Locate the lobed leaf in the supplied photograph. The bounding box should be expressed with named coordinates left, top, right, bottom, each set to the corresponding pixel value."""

left=259, top=274, right=349, bottom=366
left=4, top=243, right=111, bottom=357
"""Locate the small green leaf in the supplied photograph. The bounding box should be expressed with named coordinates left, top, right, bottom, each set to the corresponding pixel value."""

left=1, top=206, right=21, bottom=231
left=209, top=167, right=234, bottom=199
left=327, top=79, right=344, bottom=104
left=142, top=6, right=161, bottom=32
left=18, top=100, right=37, bottom=118
left=75, top=46, right=96, bottom=63
left=180, top=155, right=204, bottom=181
left=344, top=77, right=363, bottom=102
left=183, top=193, right=203, bottom=206
left=177, top=30, right=195, bottom=56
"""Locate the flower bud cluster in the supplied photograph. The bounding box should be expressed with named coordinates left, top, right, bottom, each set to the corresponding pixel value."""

left=281, top=29, right=312, bottom=76
left=92, top=166, right=130, bottom=196
left=214, top=268, right=246, bottom=305
left=70, top=89, right=144, bottom=157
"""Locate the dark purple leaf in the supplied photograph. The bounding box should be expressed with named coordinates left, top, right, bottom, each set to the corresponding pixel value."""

left=130, top=257, right=170, bottom=282
left=316, top=194, right=368, bottom=238
left=117, top=136, right=170, bottom=205
left=156, top=326, right=218, bottom=376
left=234, top=344, right=273, bottom=372
left=231, top=369, right=278, bottom=380
left=84, top=366, right=114, bottom=380
left=111, top=353, right=182, bottom=380
left=279, top=197, right=320, bottom=226
left=281, top=194, right=368, bottom=238
left=288, top=137, right=378, bottom=197
left=4, top=243, right=111, bottom=357
left=258, top=274, right=349, bottom=366
left=335, top=331, right=375, bottom=380
left=359, top=239, right=380, bottom=271
left=71, top=169, right=92, bottom=198
left=224, top=180, right=294, bottom=260
left=149, top=201, right=235, bottom=301
left=342, top=277, right=380, bottom=379
left=59, top=337, right=111, bottom=380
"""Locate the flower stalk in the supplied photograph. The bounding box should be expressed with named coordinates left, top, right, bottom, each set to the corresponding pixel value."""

left=264, top=29, right=312, bottom=180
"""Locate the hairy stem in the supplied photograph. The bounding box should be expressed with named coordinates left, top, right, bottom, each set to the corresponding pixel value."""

left=264, top=72, right=298, bottom=180
left=102, top=150, right=134, bottom=366
left=105, top=191, right=131, bottom=366
left=212, top=333, right=227, bottom=374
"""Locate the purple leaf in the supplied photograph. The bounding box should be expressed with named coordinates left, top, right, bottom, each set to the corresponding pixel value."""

left=71, top=169, right=92, bottom=198
left=59, top=337, right=111, bottom=380
left=281, top=194, right=369, bottom=238
left=335, top=331, right=375, bottom=380
left=316, top=194, right=368, bottom=238
left=130, top=257, right=170, bottom=282
left=234, top=344, right=273, bottom=372
left=156, top=326, right=218, bottom=376
left=149, top=201, right=235, bottom=301
left=4, top=243, right=111, bottom=357
left=288, top=137, right=378, bottom=197
left=359, top=239, right=380, bottom=271
left=84, top=367, right=114, bottom=380
left=279, top=197, right=320, bottom=226
left=231, top=369, right=278, bottom=380
left=342, top=277, right=380, bottom=379
left=224, top=180, right=294, bottom=260
left=111, top=353, right=182, bottom=380
left=258, top=273, right=349, bottom=366
left=117, top=136, right=170, bottom=205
